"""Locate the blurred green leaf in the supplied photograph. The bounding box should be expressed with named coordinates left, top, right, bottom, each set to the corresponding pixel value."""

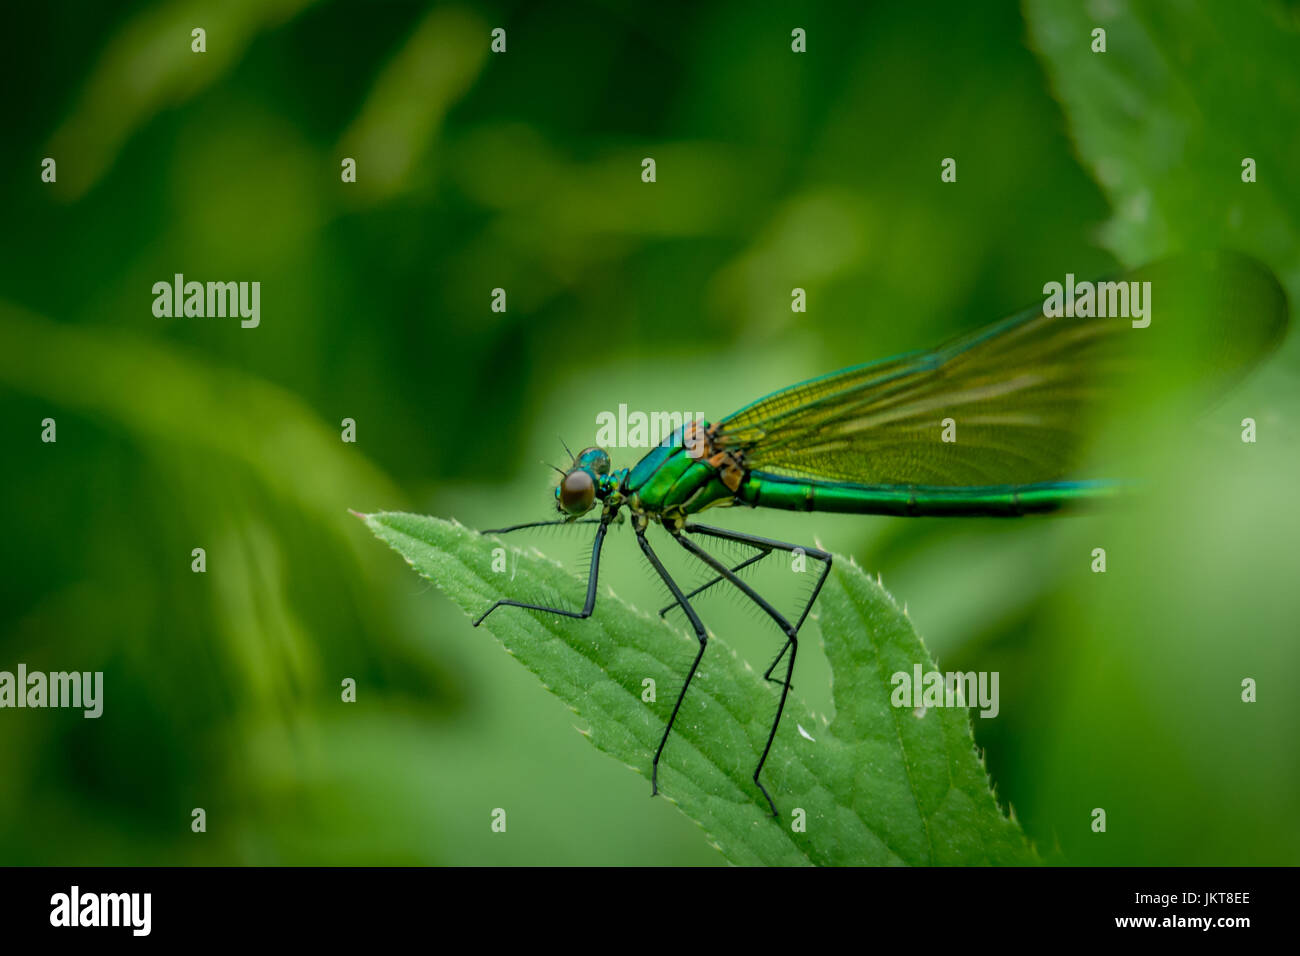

left=1023, top=0, right=1300, bottom=288
left=0, top=302, right=400, bottom=522
left=362, top=511, right=1035, bottom=866
left=340, top=5, right=489, bottom=203
left=1017, top=0, right=1300, bottom=863
left=44, top=0, right=319, bottom=200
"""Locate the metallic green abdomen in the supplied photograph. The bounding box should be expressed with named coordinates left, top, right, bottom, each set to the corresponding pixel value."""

left=737, top=472, right=1118, bottom=516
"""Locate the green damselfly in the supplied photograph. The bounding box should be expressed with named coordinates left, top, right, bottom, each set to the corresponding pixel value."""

left=477, top=252, right=1288, bottom=816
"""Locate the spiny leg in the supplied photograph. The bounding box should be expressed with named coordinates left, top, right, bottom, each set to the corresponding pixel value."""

left=685, top=524, right=832, bottom=632
left=482, top=518, right=602, bottom=534
left=635, top=524, right=708, bottom=801
left=668, top=533, right=797, bottom=816
left=685, top=523, right=832, bottom=683
left=657, top=547, right=772, bottom=618
left=473, top=514, right=611, bottom=626
left=674, top=525, right=833, bottom=816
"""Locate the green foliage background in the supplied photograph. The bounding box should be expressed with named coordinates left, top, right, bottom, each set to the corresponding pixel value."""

left=1, top=0, right=1296, bottom=865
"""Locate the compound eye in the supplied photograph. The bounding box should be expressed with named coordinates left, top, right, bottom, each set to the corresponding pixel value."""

left=576, top=447, right=611, bottom=476
left=557, top=469, right=596, bottom=515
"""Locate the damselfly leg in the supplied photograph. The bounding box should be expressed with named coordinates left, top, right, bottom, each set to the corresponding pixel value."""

left=657, top=548, right=772, bottom=617
left=481, top=518, right=602, bottom=534
left=635, top=524, right=708, bottom=802
left=660, top=523, right=832, bottom=815
left=473, top=515, right=612, bottom=626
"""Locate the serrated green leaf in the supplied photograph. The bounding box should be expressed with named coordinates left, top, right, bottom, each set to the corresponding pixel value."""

left=361, top=511, right=1035, bottom=866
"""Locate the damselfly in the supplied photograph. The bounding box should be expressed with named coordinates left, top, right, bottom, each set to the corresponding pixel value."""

left=477, top=252, right=1287, bottom=815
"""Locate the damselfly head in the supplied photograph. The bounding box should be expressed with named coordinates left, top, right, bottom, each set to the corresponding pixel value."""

left=554, top=446, right=611, bottom=517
